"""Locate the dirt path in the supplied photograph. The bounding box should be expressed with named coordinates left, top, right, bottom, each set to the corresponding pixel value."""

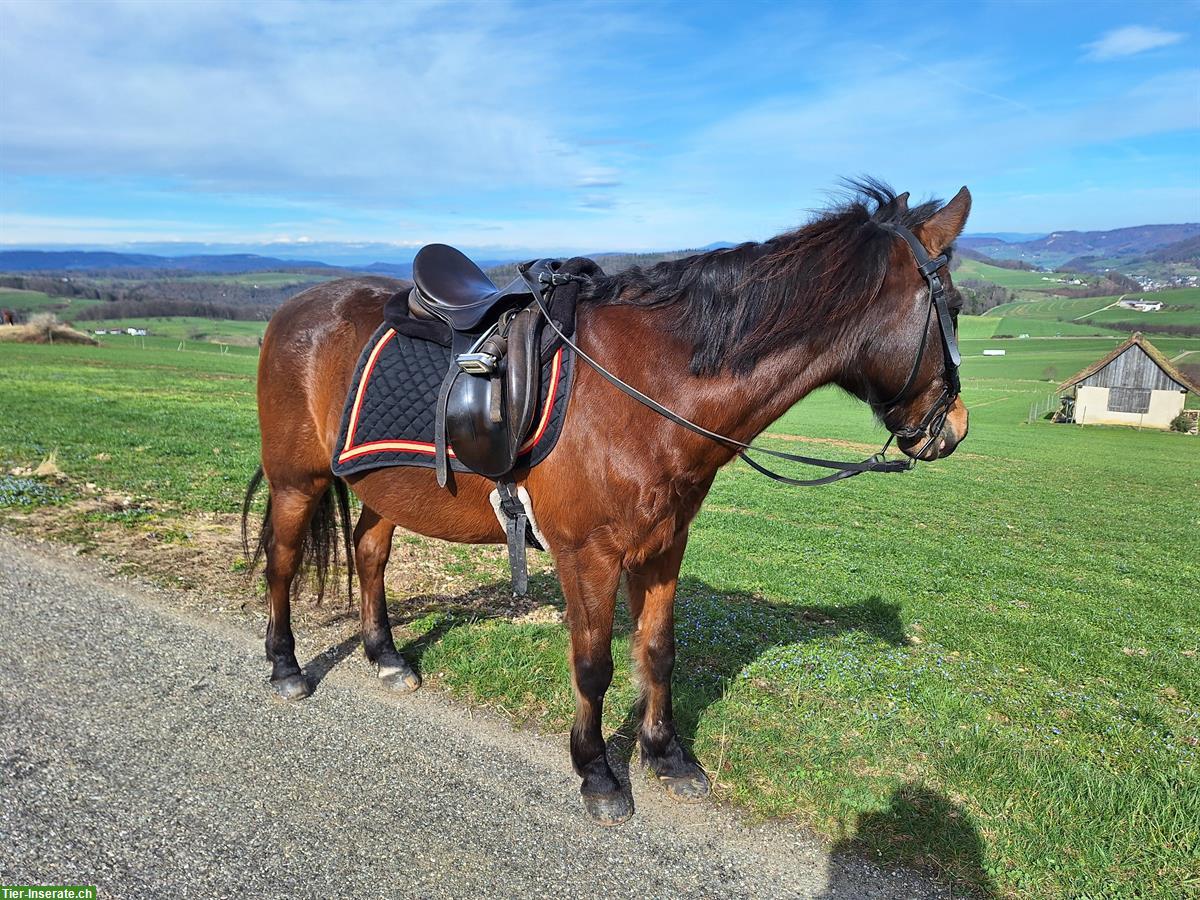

left=0, top=535, right=950, bottom=899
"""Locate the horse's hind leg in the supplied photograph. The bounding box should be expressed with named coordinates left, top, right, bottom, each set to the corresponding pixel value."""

left=263, top=483, right=325, bottom=700
left=354, top=505, right=420, bottom=693
left=627, top=530, right=709, bottom=801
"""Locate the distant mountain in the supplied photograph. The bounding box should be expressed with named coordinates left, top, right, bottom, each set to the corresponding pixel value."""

left=962, top=224, right=1200, bottom=268
left=358, top=261, right=413, bottom=277
left=0, top=250, right=340, bottom=274
left=1150, top=235, right=1200, bottom=264
left=962, top=232, right=1048, bottom=243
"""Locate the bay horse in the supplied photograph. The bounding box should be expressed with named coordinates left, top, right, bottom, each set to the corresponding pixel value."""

left=243, top=181, right=971, bottom=824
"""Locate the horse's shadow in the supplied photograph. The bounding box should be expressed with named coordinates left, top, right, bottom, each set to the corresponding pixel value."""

left=604, top=578, right=908, bottom=782
left=302, top=574, right=990, bottom=893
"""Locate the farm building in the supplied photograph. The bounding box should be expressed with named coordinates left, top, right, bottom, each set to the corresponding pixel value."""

left=1058, top=332, right=1197, bottom=429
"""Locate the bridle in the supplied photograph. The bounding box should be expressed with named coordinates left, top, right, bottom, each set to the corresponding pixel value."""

left=519, top=223, right=962, bottom=487
left=871, top=223, right=962, bottom=462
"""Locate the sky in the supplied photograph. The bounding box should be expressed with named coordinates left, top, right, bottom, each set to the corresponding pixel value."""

left=1, top=0, right=1198, bottom=258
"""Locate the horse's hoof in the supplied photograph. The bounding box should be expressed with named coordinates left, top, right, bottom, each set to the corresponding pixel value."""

left=581, top=790, right=633, bottom=827
left=656, top=767, right=711, bottom=803
left=271, top=673, right=311, bottom=701
left=379, top=663, right=421, bottom=694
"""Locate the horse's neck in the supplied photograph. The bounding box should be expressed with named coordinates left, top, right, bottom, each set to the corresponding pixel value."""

left=586, top=303, right=848, bottom=468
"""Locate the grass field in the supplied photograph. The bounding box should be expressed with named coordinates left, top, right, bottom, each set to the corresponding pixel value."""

left=81, top=316, right=267, bottom=346
left=1, top=326, right=1197, bottom=898
left=955, top=259, right=1097, bottom=294
left=0, top=288, right=102, bottom=319
left=985, top=288, right=1200, bottom=337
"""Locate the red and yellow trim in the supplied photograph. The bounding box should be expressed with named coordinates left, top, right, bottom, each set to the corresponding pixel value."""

left=337, top=329, right=565, bottom=465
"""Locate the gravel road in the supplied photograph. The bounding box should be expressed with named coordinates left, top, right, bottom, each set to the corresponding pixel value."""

left=0, top=535, right=948, bottom=899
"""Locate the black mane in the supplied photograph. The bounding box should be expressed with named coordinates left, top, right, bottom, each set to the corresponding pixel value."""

left=587, top=178, right=946, bottom=375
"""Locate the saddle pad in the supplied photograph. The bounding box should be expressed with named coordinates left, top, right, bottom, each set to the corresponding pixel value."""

left=332, top=323, right=573, bottom=478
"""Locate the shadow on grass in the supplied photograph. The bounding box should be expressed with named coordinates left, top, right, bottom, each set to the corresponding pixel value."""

left=605, top=579, right=908, bottom=786
left=819, top=782, right=997, bottom=899
left=666, top=578, right=907, bottom=750
left=303, top=571, right=990, bottom=896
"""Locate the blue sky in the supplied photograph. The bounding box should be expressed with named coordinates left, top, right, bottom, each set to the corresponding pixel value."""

left=1, top=0, right=1197, bottom=256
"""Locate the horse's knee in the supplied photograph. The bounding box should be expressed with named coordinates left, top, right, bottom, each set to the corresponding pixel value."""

left=573, top=649, right=614, bottom=700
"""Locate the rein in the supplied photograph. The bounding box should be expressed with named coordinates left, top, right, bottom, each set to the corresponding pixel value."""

left=518, top=223, right=961, bottom=487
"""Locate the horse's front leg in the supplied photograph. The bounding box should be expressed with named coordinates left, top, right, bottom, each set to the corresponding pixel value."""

left=557, top=538, right=628, bottom=825
left=627, top=529, right=710, bottom=801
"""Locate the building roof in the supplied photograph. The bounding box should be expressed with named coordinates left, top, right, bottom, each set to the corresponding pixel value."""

left=1059, top=332, right=1200, bottom=394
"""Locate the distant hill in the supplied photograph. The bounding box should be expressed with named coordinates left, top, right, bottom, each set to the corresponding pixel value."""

left=1151, top=235, right=1200, bottom=264
left=358, top=261, right=413, bottom=278
left=0, top=250, right=340, bottom=274
left=961, top=224, right=1200, bottom=268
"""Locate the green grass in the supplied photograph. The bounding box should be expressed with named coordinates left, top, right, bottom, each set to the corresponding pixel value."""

left=955, top=260, right=1096, bottom=293
left=1, top=334, right=1197, bottom=898
left=985, top=288, right=1200, bottom=336
left=0, top=288, right=102, bottom=318
left=83, top=316, right=267, bottom=346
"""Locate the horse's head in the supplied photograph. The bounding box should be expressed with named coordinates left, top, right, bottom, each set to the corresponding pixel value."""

left=858, top=187, right=971, bottom=461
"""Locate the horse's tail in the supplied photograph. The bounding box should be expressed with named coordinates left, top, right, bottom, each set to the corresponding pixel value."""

left=241, top=466, right=354, bottom=605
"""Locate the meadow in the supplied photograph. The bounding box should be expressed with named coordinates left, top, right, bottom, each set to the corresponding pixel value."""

left=0, top=287, right=101, bottom=319
left=955, top=258, right=1099, bottom=294
left=1, top=320, right=1197, bottom=899
left=990, top=288, right=1200, bottom=334
left=80, top=317, right=267, bottom=346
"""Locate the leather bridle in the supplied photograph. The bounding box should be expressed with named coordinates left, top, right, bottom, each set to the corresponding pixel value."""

left=519, top=223, right=962, bottom=487
left=871, top=223, right=962, bottom=462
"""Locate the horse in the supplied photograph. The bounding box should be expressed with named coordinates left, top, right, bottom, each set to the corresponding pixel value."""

left=1, top=309, right=15, bottom=326
left=243, top=181, right=971, bottom=825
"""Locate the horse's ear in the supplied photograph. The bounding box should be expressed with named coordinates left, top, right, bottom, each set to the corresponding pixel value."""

left=893, top=191, right=910, bottom=214
left=915, top=186, right=971, bottom=255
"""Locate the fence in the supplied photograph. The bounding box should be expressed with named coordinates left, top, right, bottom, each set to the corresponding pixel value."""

left=1027, top=391, right=1060, bottom=424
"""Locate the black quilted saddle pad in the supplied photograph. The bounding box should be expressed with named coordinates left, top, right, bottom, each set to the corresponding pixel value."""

left=332, top=322, right=574, bottom=478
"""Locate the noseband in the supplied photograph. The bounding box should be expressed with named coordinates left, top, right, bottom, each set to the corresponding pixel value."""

left=519, top=223, right=961, bottom=488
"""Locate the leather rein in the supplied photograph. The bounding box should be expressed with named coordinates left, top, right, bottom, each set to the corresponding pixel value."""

left=519, top=223, right=962, bottom=487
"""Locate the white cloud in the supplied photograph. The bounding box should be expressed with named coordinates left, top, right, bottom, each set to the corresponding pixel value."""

left=1083, top=25, right=1186, bottom=61
left=0, top=1, right=613, bottom=204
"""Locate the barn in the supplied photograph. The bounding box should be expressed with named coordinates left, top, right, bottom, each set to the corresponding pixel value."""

left=1058, top=332, right=1197, bottom=429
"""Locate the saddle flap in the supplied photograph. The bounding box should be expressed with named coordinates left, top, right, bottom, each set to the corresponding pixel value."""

left=504, top=306, right=543, bottom=460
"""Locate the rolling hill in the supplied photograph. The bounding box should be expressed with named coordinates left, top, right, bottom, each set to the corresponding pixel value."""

left=961, top=224, right=1200, bottom=269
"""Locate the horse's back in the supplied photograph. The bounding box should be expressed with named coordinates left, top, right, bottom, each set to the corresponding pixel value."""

left=258, top=277, right=407, bottom=481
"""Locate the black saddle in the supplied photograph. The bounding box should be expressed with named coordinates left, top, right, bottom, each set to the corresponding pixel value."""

left=409, top=243, right=526, bottom=331
left=400, top=244, right=596, bottom=489
left=390, top=244, right=601, bottom=594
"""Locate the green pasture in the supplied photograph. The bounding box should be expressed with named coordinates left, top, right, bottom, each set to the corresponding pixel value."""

left=985, top=288, right=1200, bottom=336
left=1, top=332, right=1197, bottom=899
left=83, top=316, right=267, bottom=346
left=955, top=259, right=1093, bottom=294
left=0, top=288, right=101, bottom=319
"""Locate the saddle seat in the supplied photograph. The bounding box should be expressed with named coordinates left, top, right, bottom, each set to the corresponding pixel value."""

left=409, top=243, right=525, bottom=331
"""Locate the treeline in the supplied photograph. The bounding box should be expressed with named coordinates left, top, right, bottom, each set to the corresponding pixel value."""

left=483, top=247, right=720, bottom=283
left=957, top=248, right=1037, bottom=270
left=1050, top=271, right=1141, bottom=298
left=1102, top=321, right=1200, bottom=337
left=0, top=274, right=106, bottom=299
left=74, top=299, right=271, bottom=322
left=1, top=273, right=317, bottom=318
left=956, top=279, right=1015, bottom=315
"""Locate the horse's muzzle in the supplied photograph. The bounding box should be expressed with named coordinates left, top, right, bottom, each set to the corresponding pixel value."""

left=898, top=398, right=968, bottom=461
